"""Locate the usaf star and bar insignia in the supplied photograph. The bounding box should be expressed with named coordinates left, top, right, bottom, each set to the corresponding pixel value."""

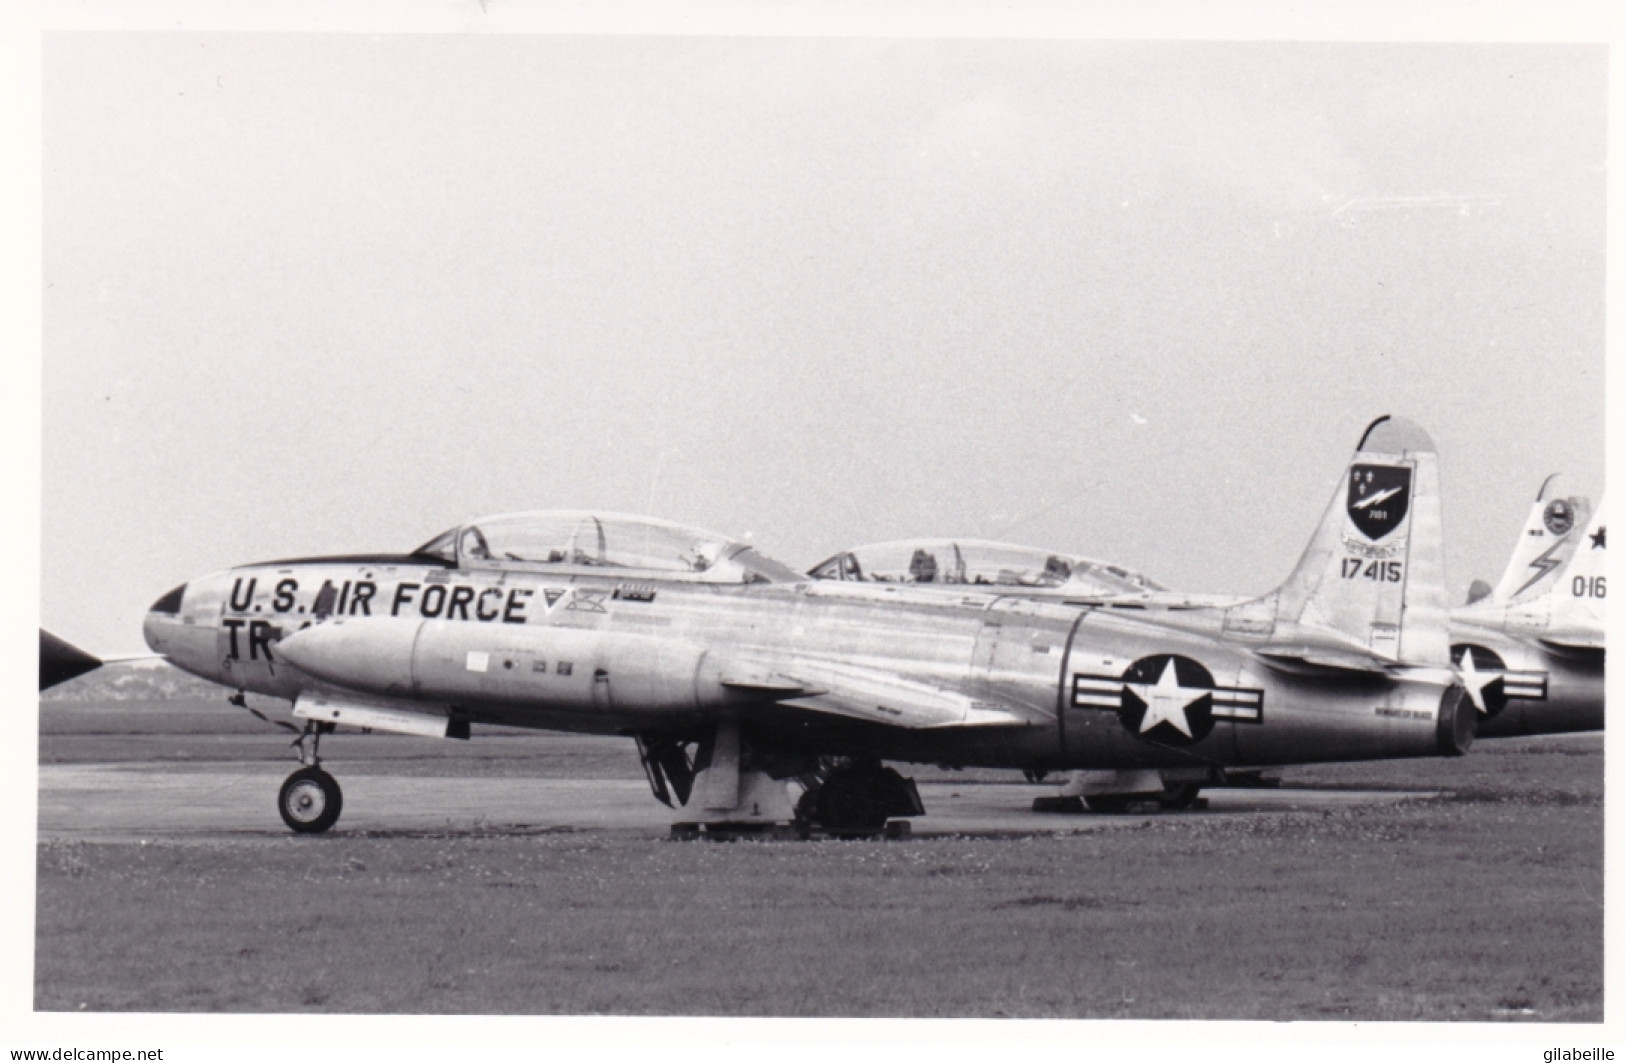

left=1072, top=653, right=1264, bottom=746
left=1451, top=644, right=1548, bottom=717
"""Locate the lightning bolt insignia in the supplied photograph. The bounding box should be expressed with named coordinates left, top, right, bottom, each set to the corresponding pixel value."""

left=1353, top=485, right=1403, bottom=510
left=1512, top=538, right=1567, bottom=599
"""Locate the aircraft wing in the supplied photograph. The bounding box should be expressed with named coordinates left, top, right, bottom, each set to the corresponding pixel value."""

left=728, top=658, right=1035, bottom=729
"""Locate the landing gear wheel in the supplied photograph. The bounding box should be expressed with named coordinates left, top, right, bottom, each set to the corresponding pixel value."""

left=818, top=768, right=890, bottom=832
left=1083, top=794, right=1133, bottom=814
left=801, top=762, right=919, bottom=833
left=278, top=767, right=343, bottom=834
left=1157, top=783, right=1203, bottom=810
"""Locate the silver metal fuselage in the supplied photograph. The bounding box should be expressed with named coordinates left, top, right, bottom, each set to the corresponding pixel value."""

left=144, top=555, right=1461, bottom=772
left=1450, top=615, right=1604, bottom=737
left=813, top=537, right=1603, bottom=742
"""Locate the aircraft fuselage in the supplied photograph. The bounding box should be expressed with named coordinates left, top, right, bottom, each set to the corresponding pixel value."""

left=145, top=556, right=1466, bottom=772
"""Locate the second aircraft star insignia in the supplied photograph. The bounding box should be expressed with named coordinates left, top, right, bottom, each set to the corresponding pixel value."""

left=1455, top=646, right=1502, bottom=715
left=1591, top=525, right=1607, bottom=550
left=1123, top=657, right=1208, bottom=738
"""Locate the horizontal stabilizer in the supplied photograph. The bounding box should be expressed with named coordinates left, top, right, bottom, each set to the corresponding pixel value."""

left=40, top=629, right=102, bottom=690
left=1536, top=633, right=1605, bottom=655
left=1252, top=643, right=1393, bottom=677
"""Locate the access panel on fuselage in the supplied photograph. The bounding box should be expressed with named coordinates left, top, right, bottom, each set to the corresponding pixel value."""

left=968, top=598, right=1077, bottom=703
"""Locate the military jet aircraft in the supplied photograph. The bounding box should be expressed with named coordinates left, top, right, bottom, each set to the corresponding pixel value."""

left=1453, top=492, right=1605, bottom=738
left=143, top=415, right=1470, bottom=834
left=813, top=475, right=1604, bottom=808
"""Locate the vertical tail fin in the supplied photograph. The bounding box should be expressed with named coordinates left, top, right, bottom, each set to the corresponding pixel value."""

left=1544, top=495, right=1606, bottom=647
left=1486, top=474, right=1591, bottom=605
left=1225, top=416, right=1449, bottom=669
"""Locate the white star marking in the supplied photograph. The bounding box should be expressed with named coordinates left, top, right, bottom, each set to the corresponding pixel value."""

left=1455, top=647, right=1502, bottom=715
left=1124, top=658, right=1208, bottom=738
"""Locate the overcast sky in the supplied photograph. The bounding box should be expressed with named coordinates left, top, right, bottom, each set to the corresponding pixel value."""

left=40, top=34, right=1606, bottom=653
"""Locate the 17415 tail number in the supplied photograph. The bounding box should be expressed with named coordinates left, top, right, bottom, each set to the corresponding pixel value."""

left=1341, top=557, right=1403, bottom=581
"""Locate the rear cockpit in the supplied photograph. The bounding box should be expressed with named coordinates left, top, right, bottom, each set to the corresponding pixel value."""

left=411, top=511, right=804, bottom=584
left=807, top=539, right=1167, bottom=598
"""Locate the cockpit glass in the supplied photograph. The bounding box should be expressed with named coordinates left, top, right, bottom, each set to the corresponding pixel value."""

left=411, top=529, right=460, bottom=563
left=806, top=539, right=1165, bottom=594
left=427, top=511, right=800, bottom=583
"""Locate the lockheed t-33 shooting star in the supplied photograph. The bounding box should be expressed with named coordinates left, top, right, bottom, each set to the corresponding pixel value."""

left=1453, top=488, right=1605, bottom=738
left=143, top=416, right=1471, bottom=835
left=814, top=479, right=1606, bottom=808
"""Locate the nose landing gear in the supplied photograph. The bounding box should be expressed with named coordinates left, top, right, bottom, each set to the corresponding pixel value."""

left=278, top=765, right=343, bottom=833
left=277, top=720, right=343, bottom=834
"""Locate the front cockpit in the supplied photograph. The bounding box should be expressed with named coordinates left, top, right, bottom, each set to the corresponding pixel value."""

left=807, top=538, right=1167, bottom=598
left=409, top=511, right=804, bottom=585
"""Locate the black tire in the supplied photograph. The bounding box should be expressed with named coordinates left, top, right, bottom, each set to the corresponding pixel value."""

left=1157, top=783, right=1203, bottom=810
left=817, top=768, right=889, bottom=832
left=278, top=767, right=343, bottom=834
left=1435, top=684, right=1477, bottom=756
left=793, top=785, right=821, bottom=828
left=1083, top=793, right=1133, bottom=814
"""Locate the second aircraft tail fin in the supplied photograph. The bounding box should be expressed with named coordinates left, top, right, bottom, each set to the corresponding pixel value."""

left=1486, top=474, right=1591, bottom=606
left=1541, top=495, right=1606, bottom=650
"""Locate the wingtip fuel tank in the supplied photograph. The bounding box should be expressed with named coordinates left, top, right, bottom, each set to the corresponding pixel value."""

left=277, top=615, right=744, bottom=719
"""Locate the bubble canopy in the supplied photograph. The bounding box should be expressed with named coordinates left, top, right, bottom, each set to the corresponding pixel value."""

left=807, top=539, right=1166, bottom=596
left=412, top=511, right=803, bottom=584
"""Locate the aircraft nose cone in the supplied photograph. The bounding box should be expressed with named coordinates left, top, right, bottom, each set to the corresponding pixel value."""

left=150, top=584, right=187, bottom=616
left=143, top=583, right=188, bottom=653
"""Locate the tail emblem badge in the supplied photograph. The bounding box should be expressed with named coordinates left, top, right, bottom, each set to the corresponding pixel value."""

left=1543, top=498, right=1576, bottom=536
left=1347, top=464, right=1412, bottom=542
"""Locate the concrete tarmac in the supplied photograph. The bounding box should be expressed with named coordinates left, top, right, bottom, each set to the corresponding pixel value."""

left=37, top=762, right=1440, bottom=841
